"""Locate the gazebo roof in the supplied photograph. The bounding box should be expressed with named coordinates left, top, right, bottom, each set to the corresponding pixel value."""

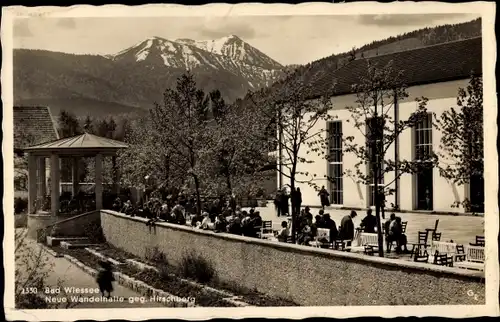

left=24, top=132, right=128, bottom=156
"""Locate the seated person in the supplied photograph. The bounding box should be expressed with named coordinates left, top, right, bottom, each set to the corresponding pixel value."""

left=226, top=214, right=242, bottom=235
left=297, top=217, right=313, bottom=245
left=214, top=214, right=227, bottom=232
left=121, top=200, right=132, bottom=214
left=360, top=209, right=377, bottom=233
left=389, top=216, right=409, bottom=254
left=277, top=221, right=289, bottom=242
left=159, top=203, right=169, bottom=221
left=190, top=212, right=203, bottom=227
left=200, top=212, right=212, bottom=230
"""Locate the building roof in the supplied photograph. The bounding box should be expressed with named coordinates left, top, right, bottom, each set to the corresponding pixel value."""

left=14, top=106, right=60, bottom=149
left=307, top=37, right=482, bottom=99
left=24, top=132, right=128, bottom=154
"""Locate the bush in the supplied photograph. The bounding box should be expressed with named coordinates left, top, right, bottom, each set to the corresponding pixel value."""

left=14, top=197, right=28, bottom=214
left=179, top=251, right=216, bottom=283
left=145, top=246, right=167, bottom=264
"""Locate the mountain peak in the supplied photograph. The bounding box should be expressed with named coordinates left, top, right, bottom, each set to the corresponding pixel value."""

left=110, top=33, right=283, bottom=71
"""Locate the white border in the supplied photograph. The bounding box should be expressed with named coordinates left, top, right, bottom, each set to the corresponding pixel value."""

left=2, top=2, right=499, bottom=320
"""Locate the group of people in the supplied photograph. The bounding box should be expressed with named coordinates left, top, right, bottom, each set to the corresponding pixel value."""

left=190, top=207, right=263, bottom=237
left=273, top=187, right=302, bottom=217
left=277, top=206, right=409, bottom=254
left=113, top=188, right=409, bottom=254
left=113, top=192, right=267, bottom=238
left=272, top=185, right=334, bottom=218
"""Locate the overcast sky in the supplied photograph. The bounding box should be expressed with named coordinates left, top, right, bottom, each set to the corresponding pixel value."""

left=13, top=14, right=480, bottom=65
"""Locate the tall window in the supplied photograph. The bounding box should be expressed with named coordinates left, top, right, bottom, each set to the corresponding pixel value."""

left=328, top=121, right=343, bottom=205
left=367, top=117, right=384, bottom=207
left=414, top=113, right=433, bottom=210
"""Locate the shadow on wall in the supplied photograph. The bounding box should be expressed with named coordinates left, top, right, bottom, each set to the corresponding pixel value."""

left=451, top=183, right=461, bottom=205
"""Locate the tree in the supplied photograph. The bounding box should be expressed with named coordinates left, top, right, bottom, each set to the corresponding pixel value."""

left=83, top=115, right=93, bottom=132
left=248, top=73, right=334, bottom=242
left=14, top=117, right=40, bottom=192
left=15, top=229, right=78, bottom=309
left=58, top=110, right=83, bottom=182
left=434, top=74, right=483, bottom=212
left=58, top=110, right=82, bottom=138
left=117, top=116, right=186, bottom=194
left=202, top=92, right=270, bottom=198
left=341, top=60, right=436, bottom=257
left=150, top=72, right=209, bottom=214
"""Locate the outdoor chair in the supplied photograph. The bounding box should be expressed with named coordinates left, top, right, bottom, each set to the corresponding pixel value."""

left=410, top=231, right=430, bottom=259
left=413, top=246, right=429, bottom=263
left=433, top=251, right=454, bottom=267
left=260, top=221, right=274, bottom=239
left=425, top=219, right=439, bottom=236
left=470, top=235, right=485, bottom=247
left=364, top=244, right=379, bottom=256
left=432, top=232, right=442, bottom=241
left=455, top=244, right=466, bottom=262
left=401, top=221, right=408, bottom=234
left=334, top=239, right=346, bottom=251
left=455, top=245, right=485, bottom=271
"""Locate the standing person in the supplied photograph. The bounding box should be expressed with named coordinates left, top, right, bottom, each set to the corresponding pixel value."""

left=322, top=213, right=338, bottom=243
left=339, top=211, right=357, bottom=246
left=290, top=187, right=296, bottom=218
left=360, top=209, right=377, bottom=233
left=96, top=260, right=115, bottom=298
left=281, top=188, right=290, bottom=217
left=274, top=190, right=283, bottom=217
left=318, top=186, right=330, bottom=210
left=384, top=213, right=396, bottom=252
left=294, top=187, right=302, bottom=215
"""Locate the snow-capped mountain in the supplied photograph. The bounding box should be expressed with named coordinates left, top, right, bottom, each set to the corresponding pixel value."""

left=109, top=35, right=284, bottom=89
left=13, top=35, right=288, bottom=117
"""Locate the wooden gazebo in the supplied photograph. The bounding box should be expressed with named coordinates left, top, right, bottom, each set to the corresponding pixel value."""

left=23, top=132, right=128, bottom=215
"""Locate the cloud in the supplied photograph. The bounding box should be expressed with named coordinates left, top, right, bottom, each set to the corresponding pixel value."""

left=13, top=19, right=33, bottom=38
left=56, top=18, right=76, bottom=29
left=357, top=14, right=474, bottom=26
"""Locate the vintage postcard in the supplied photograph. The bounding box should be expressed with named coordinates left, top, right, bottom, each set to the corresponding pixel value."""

left=2, top=2, right=499, bottom=320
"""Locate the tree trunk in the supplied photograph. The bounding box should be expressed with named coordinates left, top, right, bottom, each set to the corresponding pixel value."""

left=193, top=175, right=202, bottom=215
left=290, top=169, right=297, bottom=244
left=225, top=173, right=232, bottom=196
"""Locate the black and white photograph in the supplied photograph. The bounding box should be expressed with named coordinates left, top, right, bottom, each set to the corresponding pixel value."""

left=3, top=2, right=498, bottom=320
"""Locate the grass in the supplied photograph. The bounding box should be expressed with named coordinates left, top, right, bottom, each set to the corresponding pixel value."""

left=179, top=252, right=216, bottom=283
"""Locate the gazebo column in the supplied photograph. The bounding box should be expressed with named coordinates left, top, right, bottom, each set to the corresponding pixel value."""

left=50, top=153, right=60, bottom=216
left=28, top=153, right=38, bottom=214
left=95, top=153, right=103, bottom=210
left=72, top=157, right=79, bottom=198
left=38, top=157, right=46, bottom=208
left=112, top=156, right=120, bottom=194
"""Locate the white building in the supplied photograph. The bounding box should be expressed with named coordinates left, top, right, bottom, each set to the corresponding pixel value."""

left=277, top=37, right=483, bottom=214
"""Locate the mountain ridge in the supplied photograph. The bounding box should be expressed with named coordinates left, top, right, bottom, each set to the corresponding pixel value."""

left=13, top=34, right=286, bottom=117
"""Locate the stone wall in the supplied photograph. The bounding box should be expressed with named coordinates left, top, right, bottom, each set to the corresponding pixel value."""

left=101, top=210, right=485, bottom=306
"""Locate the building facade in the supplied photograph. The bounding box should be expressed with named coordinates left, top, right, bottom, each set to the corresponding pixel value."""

left=277, top=37, right=483, bottom=214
